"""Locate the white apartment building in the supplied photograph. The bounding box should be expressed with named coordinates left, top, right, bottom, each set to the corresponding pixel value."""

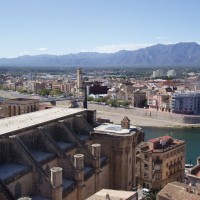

left=167, top=69, right=177, bottom=77
left=171, top=93, right=200, bottom=115
left=152, top=69, right=164, bottom=78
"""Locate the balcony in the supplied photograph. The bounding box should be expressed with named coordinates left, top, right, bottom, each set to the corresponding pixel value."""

left=153, top=169, right=162, bottom=173
left=152, top=177, right=161, bottom=181
left=153, top=159, right=163, bottom=164
left=169, top=161, right=181, bottom=169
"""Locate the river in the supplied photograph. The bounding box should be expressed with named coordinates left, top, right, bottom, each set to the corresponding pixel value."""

left=142, top=126, right=200, bottom=165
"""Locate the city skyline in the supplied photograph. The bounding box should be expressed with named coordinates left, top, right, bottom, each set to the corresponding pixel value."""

left=0, top=0, right=200, bottom=58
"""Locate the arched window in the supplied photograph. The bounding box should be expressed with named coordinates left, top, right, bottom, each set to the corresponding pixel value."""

left=38, top=173, right=43, bottom=184
left=8, top=105, right=11, bottom=117
left=13, top=106, right=16, bottom=116
left=18, top=106, right=21, bottom=115
left=15, top=182, right=21, bottom=199
left=31, top=105, right=33, bottom=112
left=34, top=105, right=37, bottom=111
left=45, top=165, right=50, bottom=175
left=27, top=106, right=30, bottom=113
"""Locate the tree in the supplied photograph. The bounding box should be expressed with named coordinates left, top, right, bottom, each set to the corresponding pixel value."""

left=121, top=100, right=130, bottom=108
left=39, top=89, right=50, bottom=96
left=146, top=192, right=157, bottom=200
left=107, top=99, right=118, bottom=107
left=87, top=96, right=94, bottom=101
left=49, top=89, right=62, bottom=96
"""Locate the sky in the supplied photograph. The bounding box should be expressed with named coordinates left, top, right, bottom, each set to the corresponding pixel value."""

left=0, top=0, right=200, bottom=58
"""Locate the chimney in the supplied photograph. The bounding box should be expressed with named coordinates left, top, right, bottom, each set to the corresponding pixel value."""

left=92, top=144, right=101, bottom=192
left=51, top=167, right=63, bottom=200
left=121, top=116, right=130, bottom=129
left=92, top=144, right=101, bottom=158
left=74, top=154, right=84, bottom=200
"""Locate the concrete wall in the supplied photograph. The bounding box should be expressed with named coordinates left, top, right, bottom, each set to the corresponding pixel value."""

left=99, top=164, right=109, bottom=190
left=84, top=175, right=95, bottom=199
left=88, top=103, right=200, bottom=124
left=63, top=188, right=77, bottom=200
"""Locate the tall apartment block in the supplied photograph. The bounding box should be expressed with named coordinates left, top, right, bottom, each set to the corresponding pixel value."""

left=171, top=92, right=200, bottom=115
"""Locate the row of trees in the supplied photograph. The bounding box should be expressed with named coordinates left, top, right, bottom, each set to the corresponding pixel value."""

left=38, top=89, right=64, bottom=96
left=87, top=96, right=131, bottom=108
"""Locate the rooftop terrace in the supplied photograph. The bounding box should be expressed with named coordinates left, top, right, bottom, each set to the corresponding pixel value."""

left=94, top=123, right=137, bottom=135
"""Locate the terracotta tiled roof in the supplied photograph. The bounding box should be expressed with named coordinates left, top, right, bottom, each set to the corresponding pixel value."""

left=158, top=182, right=200, bottom=200
left=148, top=135, right=172, bottom=143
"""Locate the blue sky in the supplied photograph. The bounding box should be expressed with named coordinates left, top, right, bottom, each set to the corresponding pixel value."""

left=0, top=0, right=200, bottom=58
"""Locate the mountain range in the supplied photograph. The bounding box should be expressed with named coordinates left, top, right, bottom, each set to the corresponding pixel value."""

left=1, top=42, right=200, bottom=68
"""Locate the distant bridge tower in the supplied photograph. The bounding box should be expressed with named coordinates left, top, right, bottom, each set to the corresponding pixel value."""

left=77, top=68, right=83, bottom=96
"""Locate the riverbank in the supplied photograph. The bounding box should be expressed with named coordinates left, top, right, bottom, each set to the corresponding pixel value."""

left=95, top=110, right=200, bottom=128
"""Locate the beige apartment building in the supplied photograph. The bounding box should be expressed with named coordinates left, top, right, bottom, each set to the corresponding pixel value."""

left=135, top=135, right=185, bottom=191
left=2, top=98, right=39, bottom=117
left=0, top=107, right=143, bottom=200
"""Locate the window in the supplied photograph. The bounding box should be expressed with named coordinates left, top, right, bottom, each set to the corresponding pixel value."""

left=15, top=183, right=21, bottom=199
left=45, top=165, right=50, bottom=175
left=144, top=173, right=148, bottom=178
left=154, top=174, right=160, bottom=180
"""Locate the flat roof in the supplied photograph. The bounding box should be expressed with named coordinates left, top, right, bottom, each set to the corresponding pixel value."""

left=0, top=107, right=86, bottom=136
left=86, top=189, right=136, bottom=200
left=94, top=123, right=137, bottom=135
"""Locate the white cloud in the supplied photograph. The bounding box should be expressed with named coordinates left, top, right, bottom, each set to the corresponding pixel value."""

left=93, top=43, right=153, bottom=53
left=37, top=47, right=47, bottom=51
left=19, top=51, right=30, bottom=56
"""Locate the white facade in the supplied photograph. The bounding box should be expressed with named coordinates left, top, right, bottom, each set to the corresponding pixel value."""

left=152, top=69, right=164, bottom=78
left=167, top=69, right=176, bottom=77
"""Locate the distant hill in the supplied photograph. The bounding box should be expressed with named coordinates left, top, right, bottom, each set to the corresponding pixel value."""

left=0, top=42, right=200, bottom=67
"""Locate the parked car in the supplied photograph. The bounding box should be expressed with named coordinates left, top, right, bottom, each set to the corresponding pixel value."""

left=142, top=188, right=150, bottom=196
